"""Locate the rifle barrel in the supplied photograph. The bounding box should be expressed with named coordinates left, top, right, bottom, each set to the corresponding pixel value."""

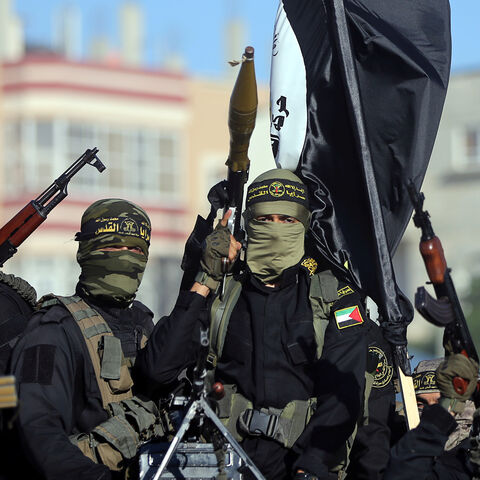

left=0, top=147, right=104, bottom=266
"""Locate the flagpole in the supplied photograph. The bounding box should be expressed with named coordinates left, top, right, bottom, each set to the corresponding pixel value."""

left=328, top=0, right=420, bottom=429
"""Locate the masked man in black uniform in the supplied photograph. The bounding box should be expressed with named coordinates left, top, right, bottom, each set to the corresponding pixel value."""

left=135, top=169, right=369, bottom=480
left=10, top=199, right=163, bottom=480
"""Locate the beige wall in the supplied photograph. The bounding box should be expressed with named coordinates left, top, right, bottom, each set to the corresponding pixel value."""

left=187, top=72, right=273, bottom=223
left=0, top=54, right=273, bottom=315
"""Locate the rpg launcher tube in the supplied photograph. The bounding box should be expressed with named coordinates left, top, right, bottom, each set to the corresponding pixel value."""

left=226, top=46, right=258, bottom=175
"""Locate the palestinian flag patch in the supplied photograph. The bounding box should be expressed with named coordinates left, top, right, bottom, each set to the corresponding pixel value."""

left=334, top=306, right=364, bottom=329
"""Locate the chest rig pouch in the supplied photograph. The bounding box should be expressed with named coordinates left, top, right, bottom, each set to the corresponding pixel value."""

left=40, top=295, right=134, bottom=408
left=207, top=269, right=339, bottom=448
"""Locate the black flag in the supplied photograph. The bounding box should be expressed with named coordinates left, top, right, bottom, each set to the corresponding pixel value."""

left=270, top=0, right=451, bottom=363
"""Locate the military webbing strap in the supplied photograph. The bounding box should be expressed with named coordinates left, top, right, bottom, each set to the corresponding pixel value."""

left=215, top=384, right=316, bottom=448
left=40, top=295, right=134, bottom=409
left=208, top=271, right=337, bottom=366
left=308, top=271, right=338, bottom=360
left=69, top=395, right=168, bottom=471
left=215, top=383, right=253, bottom=442
left=207, top=276, right=243, bottom=368
left=207, top=271, right=338, bottom=448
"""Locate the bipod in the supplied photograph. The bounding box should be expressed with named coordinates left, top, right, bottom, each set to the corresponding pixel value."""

left=148, top=327, right=265, bottom=480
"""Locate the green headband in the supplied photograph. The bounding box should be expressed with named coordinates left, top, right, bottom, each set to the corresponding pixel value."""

left=246, top=178, right=309, bottom=209
left=244, top=170, right=311, bottom=228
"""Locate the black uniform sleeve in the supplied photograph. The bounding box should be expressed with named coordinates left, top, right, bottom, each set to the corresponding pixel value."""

left=293, top=289, right=368, bottom=478
left=384, top=404, right=462, bottom=480
left=0, top=285, right=33, bottom=375
left=10, top=313, right=111, bottom=480
left=347, top=321, right=397, bottom=480
left=134, top=290, right=209, bottom=387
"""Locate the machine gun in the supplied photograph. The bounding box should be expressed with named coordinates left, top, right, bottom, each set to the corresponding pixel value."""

left=139, top=327, right=265, bottom=480
left=0, top=148, right=105, bottom=266
left=407, top=181, right=479, bottom=398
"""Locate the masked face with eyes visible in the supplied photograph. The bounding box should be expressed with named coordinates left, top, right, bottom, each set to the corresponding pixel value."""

left=242, top=169, right=311, bottom=284
left=74, top=198, right=151, bottom=308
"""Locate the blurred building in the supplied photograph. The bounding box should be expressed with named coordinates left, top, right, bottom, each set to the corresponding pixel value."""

left=10, top=1, right=478, bottom=345
left=0, top=0, right=272, bottom=319
left=1, top=53, right=196, bottom=318
left=395, top=70, right=480, bottom=353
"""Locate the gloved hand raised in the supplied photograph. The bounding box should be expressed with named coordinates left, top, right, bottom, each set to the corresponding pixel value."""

left=195, top=210, right=241, bottom=292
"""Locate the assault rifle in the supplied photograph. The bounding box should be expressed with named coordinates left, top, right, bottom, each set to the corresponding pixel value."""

left=0, top=148, right=105, bottom=266
left=407, top=181, right=479, bottom=398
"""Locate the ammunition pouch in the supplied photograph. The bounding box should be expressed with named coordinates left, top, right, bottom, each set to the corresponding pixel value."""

left=70, top=396, right=168, bottom=471
left=216, top=384, right=316, bottom=448
left=39, top=295, right=135, bottom=407
left=215, top=384, right=253, bottom=442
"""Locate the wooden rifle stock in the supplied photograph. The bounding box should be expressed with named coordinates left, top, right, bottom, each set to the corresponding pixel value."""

left=0, top=148, right=105, bottom=266
left=419, top=236, right=447, bottom=285
left=0, top=202, right=46, bottom=249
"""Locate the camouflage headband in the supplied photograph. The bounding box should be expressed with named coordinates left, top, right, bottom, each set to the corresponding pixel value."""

left=74, top=198, right=151, bottom=255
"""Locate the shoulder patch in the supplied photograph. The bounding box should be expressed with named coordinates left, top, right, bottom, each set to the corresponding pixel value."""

left=301, top=257, right=318, bottom=276
left=21, top=344, right=56, bottom=385
left=369, top=345, right=394, bottom=388
left=334, top=305, right=364, bottom=329
left=337, top=285, right=354, bottom=298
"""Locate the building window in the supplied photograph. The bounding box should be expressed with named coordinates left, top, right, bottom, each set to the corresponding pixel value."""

left=3, top=118, right=182, bottom=201
left=7, top=255, right=79, bottom=299
left=464, top=129, right=480, bottom=166
left=455, top=127, right=480, bottom=171
left=67, top=123, right=103, bottom=191
left=35, top=120, right=54, bottom=187
left=157, top=136, right=179, bottom=194
left=106, top=131, right=125, bottom=190
left=3, top=121, right=26, bottom=194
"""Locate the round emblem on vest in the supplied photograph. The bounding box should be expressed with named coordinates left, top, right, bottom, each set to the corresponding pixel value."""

left=369, top=345, right=394, bottom=389
left=269, top=181, right=285, bottom=197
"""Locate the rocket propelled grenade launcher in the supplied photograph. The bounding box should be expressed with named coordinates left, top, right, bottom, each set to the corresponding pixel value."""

left=225, top=46, right=258, bottom=237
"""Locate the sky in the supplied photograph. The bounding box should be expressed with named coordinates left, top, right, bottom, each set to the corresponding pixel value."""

left=13, top=0, right=480, bottom=84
